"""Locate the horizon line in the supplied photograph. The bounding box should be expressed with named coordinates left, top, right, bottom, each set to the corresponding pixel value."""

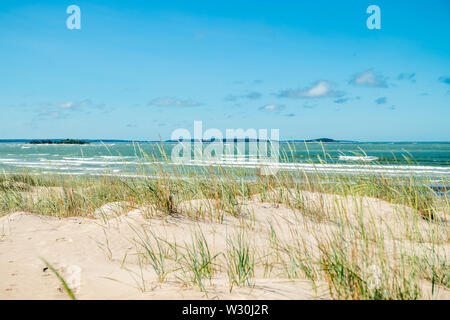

left=1, top=139, right=450, bottom=143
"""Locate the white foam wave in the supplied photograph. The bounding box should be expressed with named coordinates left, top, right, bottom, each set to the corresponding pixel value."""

left=339, top=156, right=378, bottom=162
left=0, top=156, right=449, bottom=178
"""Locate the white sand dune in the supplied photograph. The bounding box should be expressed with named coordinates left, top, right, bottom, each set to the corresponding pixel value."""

left=0, top=191, right=448, bottom=300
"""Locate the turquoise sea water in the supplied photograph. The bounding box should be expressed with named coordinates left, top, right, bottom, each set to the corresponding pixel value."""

left=0, top=141, right=449, bottom=180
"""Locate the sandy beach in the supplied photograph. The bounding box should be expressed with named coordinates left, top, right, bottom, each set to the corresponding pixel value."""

left=1, top=187, right=448, bottom=300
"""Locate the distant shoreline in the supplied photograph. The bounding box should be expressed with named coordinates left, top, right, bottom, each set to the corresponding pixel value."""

left=27, top=139, right=90, bottom=145
left=0, top=139, right=449, bottom=144
left=2, top=138, right=346, bottom=143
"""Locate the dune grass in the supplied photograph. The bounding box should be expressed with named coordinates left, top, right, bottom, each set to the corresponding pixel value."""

left=0, top=168, right=445, bottom=222
left=0, top=152, right=448, bottom=299
left=40, top=258, right=77, bottom=300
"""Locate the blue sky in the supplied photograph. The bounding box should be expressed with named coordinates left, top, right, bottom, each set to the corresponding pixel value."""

left=0, top=0, right=449, bottom=141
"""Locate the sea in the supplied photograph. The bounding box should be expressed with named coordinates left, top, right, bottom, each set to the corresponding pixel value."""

left=0, top=141, right=449, bottom=182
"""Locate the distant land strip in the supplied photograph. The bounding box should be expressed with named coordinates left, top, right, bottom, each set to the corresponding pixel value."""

left=28, top=139, right=90, bottom=145
left=0, top=138, right=355, bottom=144
left=1, top=139, right=448, bottom=144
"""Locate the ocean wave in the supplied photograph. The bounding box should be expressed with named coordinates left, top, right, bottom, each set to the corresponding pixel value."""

left=167, top=159, right=450, bottom=176
left=0, top=156, right=449, bottom=178
left=339, top=156, right=378, bottom=161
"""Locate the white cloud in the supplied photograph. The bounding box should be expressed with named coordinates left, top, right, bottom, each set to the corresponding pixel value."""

left=301, top=81, right=332, bottom=98
left=59, top=101, right=75, bottom=109
left=276, top=81, right=342, bottom=99
left=148, top=97, right=203, bottom=107
left=259, top=104, right=285, bottom=111
left=57, top=99, right=93, bottom=109
left=350, top=70, right=388, bottom=88
left=224, top=91, right=262, bottom=102
left=34, top=99, right=109, bottom=120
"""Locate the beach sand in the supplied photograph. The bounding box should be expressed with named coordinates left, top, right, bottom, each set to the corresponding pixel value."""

left=0, top=191, right=448, bottom=300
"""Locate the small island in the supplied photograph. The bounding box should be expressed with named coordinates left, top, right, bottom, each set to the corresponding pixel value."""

left=28, top=139, right=90, bottom=145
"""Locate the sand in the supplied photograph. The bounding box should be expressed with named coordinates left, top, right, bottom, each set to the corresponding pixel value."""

left=0, top=191, right=448, bottom=300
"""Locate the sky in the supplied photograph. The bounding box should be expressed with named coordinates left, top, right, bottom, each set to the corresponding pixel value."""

left=0, top=0, right=449, bottom=141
